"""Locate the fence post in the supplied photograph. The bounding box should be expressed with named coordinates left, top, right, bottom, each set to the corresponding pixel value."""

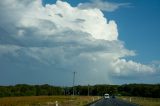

left=55, top=101, right=58, bottom=106
left=130, top=97, right=132, bottom=102
left=92, top=97, right=95, bottom=102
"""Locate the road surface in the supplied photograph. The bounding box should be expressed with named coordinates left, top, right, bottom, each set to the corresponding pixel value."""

left=90, top=98, right=139, bottom=106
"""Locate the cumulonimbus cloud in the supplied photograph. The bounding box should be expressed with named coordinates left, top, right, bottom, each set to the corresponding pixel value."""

left=0, top=0, right=157, bottom=85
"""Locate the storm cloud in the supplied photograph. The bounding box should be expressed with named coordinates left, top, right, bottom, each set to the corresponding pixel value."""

left=0, top=0, right=157, bottom=85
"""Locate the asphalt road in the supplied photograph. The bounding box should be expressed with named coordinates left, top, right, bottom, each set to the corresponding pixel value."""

left=90, top=98, right=139, bottom=106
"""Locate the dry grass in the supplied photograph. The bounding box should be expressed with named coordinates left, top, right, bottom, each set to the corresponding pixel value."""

left=120, top=96, right=160, bottom=106
left=0, top=96, right=100, bottom=106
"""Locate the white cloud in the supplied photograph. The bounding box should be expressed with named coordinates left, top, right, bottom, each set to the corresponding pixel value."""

left=78, top=0, right=131, bottom=12
left=111, top=59, right=154, bottom=75
left=0, top=0, right=157, bottom=85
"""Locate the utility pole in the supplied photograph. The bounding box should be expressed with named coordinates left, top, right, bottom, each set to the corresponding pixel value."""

left=73, top=71, right=76, bottom=96
left=88, top=84, right=90, bottom=96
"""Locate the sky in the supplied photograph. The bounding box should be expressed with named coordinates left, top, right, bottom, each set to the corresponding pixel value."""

left=0, top=0, right=160, bottom=86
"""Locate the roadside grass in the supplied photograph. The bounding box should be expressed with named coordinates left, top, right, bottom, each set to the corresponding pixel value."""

left=120, top=96, right=160, bottom=106
left=0, top=96, right=100, bottom=106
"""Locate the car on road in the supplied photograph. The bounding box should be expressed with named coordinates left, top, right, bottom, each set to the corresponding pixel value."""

left=111, top=95, right=116, bottom=98
left=104, top=93, right=109, bottom=99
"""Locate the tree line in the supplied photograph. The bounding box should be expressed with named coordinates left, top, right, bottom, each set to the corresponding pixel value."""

left=0, top=84, right=63, bottom=97
left=0, top=84, right=160, bottom=98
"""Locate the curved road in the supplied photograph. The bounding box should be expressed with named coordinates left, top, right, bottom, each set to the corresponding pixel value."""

left=90, top=98, right=139, bottom=106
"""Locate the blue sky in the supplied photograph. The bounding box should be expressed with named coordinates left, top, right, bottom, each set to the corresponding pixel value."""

left=107, top=0, right=160, bottom=63
left=0, top=0, right=160, bottom=86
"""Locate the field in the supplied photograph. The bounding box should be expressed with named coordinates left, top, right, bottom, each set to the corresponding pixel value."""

left=0, top=96, right=100, bottom=106
left=120, top=96, right=160, bottom=106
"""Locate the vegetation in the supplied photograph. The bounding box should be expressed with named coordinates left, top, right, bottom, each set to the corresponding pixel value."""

left=0, top=84, right=160, bottom=98
left=0, top=96, right=100, bottom=106
left=0, top=84, right=63, bottom=97
left=118, top=84, right=160, bottom=98
left=75, top=84, right=160, bottom=98
left=120, top=96, right=160, bottom=106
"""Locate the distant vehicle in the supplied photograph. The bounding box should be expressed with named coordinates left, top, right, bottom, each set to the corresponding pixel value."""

left=112, top=95, right=116, bottom=98
left=104, top=93, right=110, bottom=99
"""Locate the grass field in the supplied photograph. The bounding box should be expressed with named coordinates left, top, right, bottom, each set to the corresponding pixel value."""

left=120, top=96, right=160, bottom=106
left=0, top=96, right=100, bottom=106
